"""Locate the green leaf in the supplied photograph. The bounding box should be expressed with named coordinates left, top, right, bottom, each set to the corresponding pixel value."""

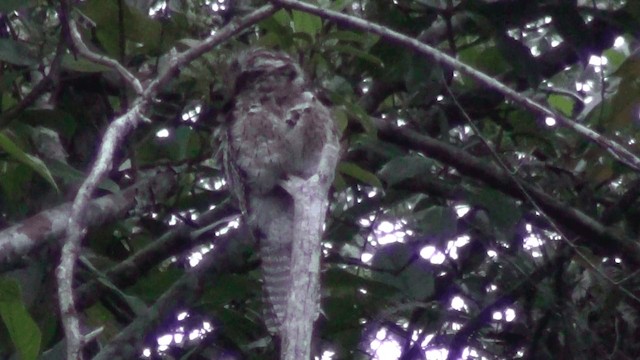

left=202, top=274, right=257, bottom=308
left=291, top=10, right=322, bottom=38
left=548, top=94, right=574, bottom=117
left=413, top=206, right=458, bottom=240
left=458, top=45, right=512, bottom=86
left=604, top=48, right=626, bottom=73
left=0, top=277, right=41, bottom=360
left=338, top=162, right=383, bottom=189
left=378, top=155, right=434, bottom=186
left=173, top=125, right=201, bottom=161
left=371, top=243, right=434, bottom=300
left=328, top=44, right=384, bottom=68
left=0, top=39, right=38, bottom=66
left=467, top=187, right=522, bottom=234
left=495, top=34, right=541, bottom=87
left=401, top=261, right=435, bottom=300
left=344, top=101, right=377, bottom=135
left=333, top=106, right=349, bottom=135
left=0, top=132, right=59, bottom=192
left=127, top=268, right=183, bottom=302
left=322, top=30, right=370, bottom=44
left=46, top=159, right=120, bottom=193
left=258, top=9, right=293, bottom=48
left=0, top=0, right=36, bottom=12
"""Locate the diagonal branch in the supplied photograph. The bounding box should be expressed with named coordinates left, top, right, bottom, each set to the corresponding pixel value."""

left=91, top=227, right=257, bottom=360
left=54, top=4, right=278, bottom=359
left=271, top=0, right=640, bottom=171
left=66, top=19, right=143, bottom=95
left=0, top=170, right=176, bottom=268
left=372, top=116, right=640, bottom=265
left=74, top=203, right=236, bottom=311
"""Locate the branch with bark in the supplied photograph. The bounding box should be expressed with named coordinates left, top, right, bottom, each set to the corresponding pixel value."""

left=54, top=3, right=277, bottom=358
left=91, top=226, right=257, bottom=360
left=271, top=0, right=640, bottom=171
left=0, top=170, right=176, bottom=268
left=373, top=117, right=640, bottom=266
left=280, top=136, right=340, bottom=360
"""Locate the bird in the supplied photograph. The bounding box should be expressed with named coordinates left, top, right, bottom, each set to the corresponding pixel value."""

left=221, top=48, right=339, bottom=337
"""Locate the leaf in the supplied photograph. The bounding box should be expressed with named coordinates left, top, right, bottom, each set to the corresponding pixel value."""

left=344, top=100, right=377, bottom=135
left=371, top=243, right=434, bottom=300
left=548, top=94, right=574, bottom=117
left=0, top=0, right=35, bottom=12
left=371, top=242, right=412, bottom=276
left=127, top=268, right=183, bottom=302
left=604, top=48, right=626, bottom=73
left=466, top=187, right=522, bottom=234
left=0, top=39, right=38, bottom=66
left=413, top=206, right=458, bottom=240
left=0, top=132, right=59, bottom=192
left=338, top=162, right=383, bottom=189
left=291, top=10, right=322, bottom=38
left=378, top=155, right=434, bottom=186
left=333, top=106, right=349, bottom=135
left=495, top=34, right=541, bottom=87
left=322, top=30, right=370, bottom=44
left=201, top=274, right=257, bottom=308
left=174, top=125, right=200, bottom=161
left=0, top=277, right=41, bottom=360
left=46, top=159, right=120, bottom=193
left=258, top=9, right=294, bottom=48
left=401, top=261, right=435, bottom=300
left=328, top=44, right=384, bottom=68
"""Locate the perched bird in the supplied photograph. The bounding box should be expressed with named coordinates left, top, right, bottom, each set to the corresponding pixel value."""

left=222, top=48, right=339, bottom=336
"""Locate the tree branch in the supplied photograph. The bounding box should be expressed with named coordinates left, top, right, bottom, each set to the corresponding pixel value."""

left=0, top=170, right=176, bottom=268
left=65, top=19, right=143, bottom=95
left=54, top=4, right=278, bottom=358
left=280, top=138, right=340, bottom=359
left=75, top=202, right=236, bottom=311
left=272, top=0, right=640, bottom=171
left=91, top=227, right=257, bottom=360
left=446, top=247, right=572, bottom=360
left=373, top=117, right=640, bottom=265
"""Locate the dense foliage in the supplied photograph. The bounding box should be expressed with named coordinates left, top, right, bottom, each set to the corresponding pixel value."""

left=1, top=0, right=640, bottom=359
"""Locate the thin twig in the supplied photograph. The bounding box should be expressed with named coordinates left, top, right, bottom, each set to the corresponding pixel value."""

left=66, top=19, right=143, bottom=94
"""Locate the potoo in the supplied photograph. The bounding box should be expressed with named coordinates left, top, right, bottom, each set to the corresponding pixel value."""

left=222, top=48, right=339, bottom=348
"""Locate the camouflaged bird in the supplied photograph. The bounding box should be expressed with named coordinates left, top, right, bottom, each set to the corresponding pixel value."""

left=222, top=48, right=339, bottom=337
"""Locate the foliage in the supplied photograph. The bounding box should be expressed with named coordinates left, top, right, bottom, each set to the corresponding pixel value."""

left=1, top=0, right=640, bottom=359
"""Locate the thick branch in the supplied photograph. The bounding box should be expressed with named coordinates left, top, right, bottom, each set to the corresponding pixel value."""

left=280, top=141, right=340, bottom=359
left=0, top=170, right=176, bottom=268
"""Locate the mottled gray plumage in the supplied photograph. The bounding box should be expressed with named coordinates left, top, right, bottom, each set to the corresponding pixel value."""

left=222, top=48, right=337, bottom=335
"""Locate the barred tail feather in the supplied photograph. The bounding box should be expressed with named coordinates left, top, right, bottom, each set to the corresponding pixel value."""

left=249, top=193, right=294, bottom=334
